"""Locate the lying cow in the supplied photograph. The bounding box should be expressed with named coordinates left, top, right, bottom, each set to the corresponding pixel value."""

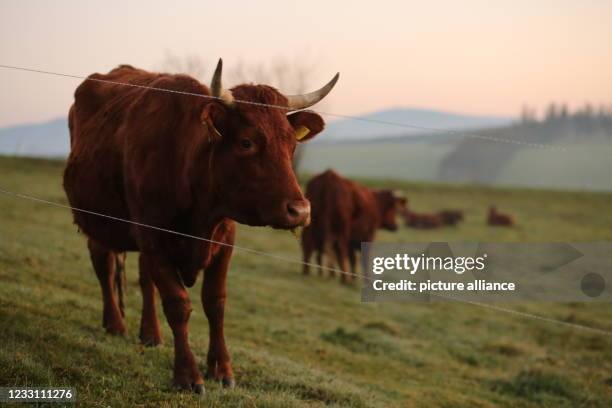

left=63, top=59, right=338, bottom=393
left=438, top=209, right=464, bottom=226
left=487, top=206, right=514, bottom=226
left=301, top=170, right=405, bottom=283
left=404, top=211, right=443, bottom=229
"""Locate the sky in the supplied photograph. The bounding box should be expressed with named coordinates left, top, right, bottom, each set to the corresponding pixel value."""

left=1, top=0, right=611, bottom=127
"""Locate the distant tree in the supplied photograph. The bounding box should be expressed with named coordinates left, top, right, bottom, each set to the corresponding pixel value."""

left=160, top=52, right=207, bottom=80
left=596, top=104, right=612, bottom=118
left=576, top=103, right=595, bottom=118
left=520, top=105, right=537, bottom=123
left=545, top=103, right=558, bottom=122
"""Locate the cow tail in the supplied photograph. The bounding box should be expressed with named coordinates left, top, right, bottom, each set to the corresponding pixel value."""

left=115, top=253, right=127, bottom=317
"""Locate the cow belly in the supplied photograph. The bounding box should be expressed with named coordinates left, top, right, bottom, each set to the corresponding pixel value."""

left=64, top=153, right=137, bottom=251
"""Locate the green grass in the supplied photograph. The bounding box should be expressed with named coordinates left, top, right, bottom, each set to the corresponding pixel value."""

left=1, top=155, right=612, bottom=407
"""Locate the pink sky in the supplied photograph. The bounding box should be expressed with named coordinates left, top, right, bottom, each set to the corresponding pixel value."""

left=1, top=0, right=611, bottom=127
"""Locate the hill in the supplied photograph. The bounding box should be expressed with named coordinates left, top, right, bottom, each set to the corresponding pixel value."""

left=302, top=114, right=612, bottom=192
left=1, top=156, right=611, bottom=407
left=319, top=108, right=512, bottom=143
left=0, top=118, right=69, bottom=158
left=3, top=111, right=611, bottom=192
left=0, top=107, right=512, bottom=158
left=300, top=138, right=612, bottom=192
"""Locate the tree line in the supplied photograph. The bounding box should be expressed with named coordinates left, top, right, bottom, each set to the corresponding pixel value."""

left=520, top=102, right=612, bottom=124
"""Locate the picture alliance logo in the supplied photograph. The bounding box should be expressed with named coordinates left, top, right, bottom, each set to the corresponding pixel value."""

left=363, top=243, right=611, bottom=302
left=371, top=253, right=488, bottom=275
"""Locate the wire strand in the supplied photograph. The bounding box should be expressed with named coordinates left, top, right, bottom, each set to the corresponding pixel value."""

left=0, top=186, right=610, bottom=337
left=0, top=186, right=348, bottom=278
left=0, top=63, right=565, bottom=151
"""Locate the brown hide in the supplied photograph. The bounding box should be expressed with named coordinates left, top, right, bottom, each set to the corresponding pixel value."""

left=64, top=65, right=324, bottom=280
left=438, top=209, right=464, bottom=225
left=487, top=206, right=515, bottom=226
left=63, top=64, right=331, bottom=391
left=301, top=170, right=402, bottom=281
left=404, top=211, right=443, bottom=229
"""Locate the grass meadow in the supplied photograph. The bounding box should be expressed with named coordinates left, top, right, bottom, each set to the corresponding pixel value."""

left=1, top=156, right=611, bottom=407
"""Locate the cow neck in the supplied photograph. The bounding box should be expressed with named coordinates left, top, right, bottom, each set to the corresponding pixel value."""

left=189, top=141, right=224, bottom=241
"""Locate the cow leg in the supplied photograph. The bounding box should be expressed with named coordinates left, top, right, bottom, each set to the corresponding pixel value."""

left=88, top=239, right=126, bottom=335
left=334, top=242, right=350, bottom=284
left=138, top=253, right=162, bottom=346
left=348, top=247, right=358, bottom=280
left=143, top=252, right=203, bottom=394
left=301, top=235, right=313, bottom=275
left=202, top=244, right=235, bottom=388
left=316, top=250, right=324, bottom=276
left=324, top=241, right=336, bottom=278
left=115, top=252, right=126, bottom=318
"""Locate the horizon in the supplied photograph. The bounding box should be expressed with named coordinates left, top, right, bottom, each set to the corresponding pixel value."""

left=0, top=104, right=517, bottom=130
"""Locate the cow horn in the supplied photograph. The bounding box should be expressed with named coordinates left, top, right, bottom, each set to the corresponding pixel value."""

left=210, top=58, right=233, bottom=104
left=285, top=73, right=340, bottom=111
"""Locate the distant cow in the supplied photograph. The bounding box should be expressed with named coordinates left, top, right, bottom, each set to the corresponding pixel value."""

left=404, top=211, right=443, bottom=229
left=438, top=209, right=464, bottom=226
left=301, top=170, right=405, bottom=282
left=487, top=206, right=514, bottom=226
left=63, top=59, right=339, bottom=393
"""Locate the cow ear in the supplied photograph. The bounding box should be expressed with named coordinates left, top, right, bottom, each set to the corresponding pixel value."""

left=200, top=102, right=228, bottom=143
left=287, top=110, right=325, bottom=143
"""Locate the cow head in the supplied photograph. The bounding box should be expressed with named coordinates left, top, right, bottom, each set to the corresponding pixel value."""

left=374, top=190, right=406, bottom=232
left=201, top=59, right=339, bottom=229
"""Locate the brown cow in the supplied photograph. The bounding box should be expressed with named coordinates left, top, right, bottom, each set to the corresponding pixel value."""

left=438, top=209, right=464, bottom=226
left=63, top=59, right=338, bottom=393
left=301, top=170, right=404, bottom=282
left=487, top=206, right=514, bottom=226
left=404, top=211, right=443, bottom=229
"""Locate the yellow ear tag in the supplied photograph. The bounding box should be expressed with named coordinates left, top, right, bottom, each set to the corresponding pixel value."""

left=295, top=126, right=310, bottom=141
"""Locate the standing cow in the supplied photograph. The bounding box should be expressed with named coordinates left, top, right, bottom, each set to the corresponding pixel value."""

left=63, top=59, right=338, bottom=393
left=301, top=170, right=405, bottom=282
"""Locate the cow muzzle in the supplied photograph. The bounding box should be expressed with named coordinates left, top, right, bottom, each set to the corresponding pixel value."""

left=281, top=199, right=311, bottom=228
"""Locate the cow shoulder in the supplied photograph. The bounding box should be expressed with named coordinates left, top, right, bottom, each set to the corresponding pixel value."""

left=122, top=75, right=211, bottom=238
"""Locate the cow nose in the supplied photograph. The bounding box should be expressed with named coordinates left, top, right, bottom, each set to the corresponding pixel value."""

left=285, top=199, right=310, bottom=226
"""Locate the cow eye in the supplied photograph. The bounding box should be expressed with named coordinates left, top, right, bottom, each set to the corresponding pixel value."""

left=240, top=138, right=253, bottom=149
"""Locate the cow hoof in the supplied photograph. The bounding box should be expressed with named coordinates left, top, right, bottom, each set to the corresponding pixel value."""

left=222, top=378, right=236, bottom=388
left=193, top=383, right=205, bottom=395
left=175, top=382, right=205, bottom=395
